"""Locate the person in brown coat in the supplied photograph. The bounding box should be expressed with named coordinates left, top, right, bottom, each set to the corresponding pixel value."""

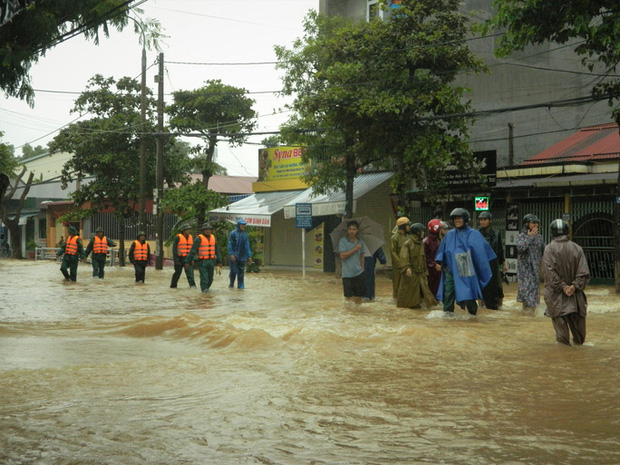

left=542, top=219, right=590, bottom=346
left=397, top=223, right=438, bottom=309
left=390, top=217, right=410, bottom=299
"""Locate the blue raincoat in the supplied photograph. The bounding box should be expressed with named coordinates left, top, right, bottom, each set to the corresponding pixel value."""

left=435, top=225, right=496, bottom=303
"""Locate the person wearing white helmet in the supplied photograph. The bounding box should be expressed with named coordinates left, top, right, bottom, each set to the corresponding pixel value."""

left=542, top=219, right=590, bottom=345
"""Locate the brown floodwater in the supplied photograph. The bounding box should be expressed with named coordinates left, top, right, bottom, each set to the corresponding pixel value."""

left=1, top=260, right=619, bottom=464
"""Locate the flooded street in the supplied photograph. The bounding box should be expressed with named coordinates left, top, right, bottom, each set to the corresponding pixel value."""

left=1, top=260, right=620, bottom=464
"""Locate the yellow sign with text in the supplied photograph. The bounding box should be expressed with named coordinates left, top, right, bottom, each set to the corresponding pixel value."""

left=258, top=146, right=309, bottom=182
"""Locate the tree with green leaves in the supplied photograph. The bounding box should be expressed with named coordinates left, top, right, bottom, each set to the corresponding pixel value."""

left=0, top=132, right=34, bottom=259
left=0, top=0, right=163, bottom=105
left=486, top=0, right=620, bottom=291
left=275, top=2, right=485, bottom=217
left=20, top=143, right=47, bottom=160
left=49, top=74, right=191, bottom=265
left=166, top=79, right=256, bottom=225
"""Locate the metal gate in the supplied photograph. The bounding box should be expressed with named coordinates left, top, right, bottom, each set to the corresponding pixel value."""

left=572, top=210, right=614, bottom=283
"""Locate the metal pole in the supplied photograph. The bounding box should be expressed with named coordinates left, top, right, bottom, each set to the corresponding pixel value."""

left=139, top=46, right=147, bottom=232
left=302, top=229, right=306, bottom=279
left=155, top=52, right=165, bottom=270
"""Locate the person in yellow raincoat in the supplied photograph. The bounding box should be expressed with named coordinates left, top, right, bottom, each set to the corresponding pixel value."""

left=390, top=217, right=410, bottom=299
left=397, top=223, right=438, bottom=309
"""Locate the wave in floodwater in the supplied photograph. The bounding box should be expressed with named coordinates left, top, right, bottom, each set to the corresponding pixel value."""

left=1, top=260, right=620, bottom=465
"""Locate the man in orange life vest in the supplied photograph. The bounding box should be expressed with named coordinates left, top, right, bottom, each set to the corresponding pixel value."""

left=83, top=227, right=116, bottom=279
left=170, top=223, right=196, bottom=289
left=186, top=223, right=222, bottom=293
left=56, top=225, right=85, bottom=282
left=128, top=231, right=151, bottom=283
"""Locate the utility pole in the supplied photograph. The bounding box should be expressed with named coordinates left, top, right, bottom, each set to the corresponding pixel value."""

left=139, top=46, right=147, bottom=232
left=155, top=52, right=165, bottom=270
left=508, top=122, right=514, bottom=167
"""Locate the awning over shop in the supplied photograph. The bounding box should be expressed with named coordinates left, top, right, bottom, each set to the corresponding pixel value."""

left=18, top=213, right=38, bottom=226
left=495, top=171, right=617, bottom=189
left=209, top=190, right=305, bottom=227
left=282, top=172, right=394, bottom=219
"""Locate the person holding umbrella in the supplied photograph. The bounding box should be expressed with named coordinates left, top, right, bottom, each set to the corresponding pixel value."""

left=337, top=220, right=367, bottom=305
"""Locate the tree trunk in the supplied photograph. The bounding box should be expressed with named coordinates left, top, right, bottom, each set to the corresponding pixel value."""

left=0, top=168, right=34, bottom=259
left=118, top=215, right=126, bottom=267
left=5, top=217, right=23, bottom=259
left=615, top=115, right=620, bottom=294
left=344, top=152, right=355, bottom=219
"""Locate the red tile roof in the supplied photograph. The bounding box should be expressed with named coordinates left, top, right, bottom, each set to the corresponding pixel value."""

left=522, top=123, right=620, bottom=165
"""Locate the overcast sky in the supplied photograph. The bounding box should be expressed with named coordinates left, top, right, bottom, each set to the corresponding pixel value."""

left=0, top=0, right=318, bottom=177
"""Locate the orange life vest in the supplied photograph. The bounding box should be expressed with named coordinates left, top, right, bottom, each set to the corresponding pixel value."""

left=197, top=234, right=216, bottom=260
left=133, top=241, right=148, bottom=261
left=93, top=236, right=108, bottom=254
left=176, top=234, right=193, bottom=257
left=65, top=235, right=79, bottom=255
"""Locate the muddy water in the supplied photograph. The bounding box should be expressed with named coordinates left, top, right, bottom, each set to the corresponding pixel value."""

left=1, top=260, right=619, bottom=465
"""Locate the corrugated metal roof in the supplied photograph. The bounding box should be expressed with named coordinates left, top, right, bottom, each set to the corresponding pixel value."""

left=282, top=172, right=394, bottom=218
left=523, top=123, right=619, bottom=165
left=208, top=190, right=305, bottom=227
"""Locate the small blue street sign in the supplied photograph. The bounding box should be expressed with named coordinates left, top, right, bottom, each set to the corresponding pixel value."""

left=295, top=203, right=313, bottom=229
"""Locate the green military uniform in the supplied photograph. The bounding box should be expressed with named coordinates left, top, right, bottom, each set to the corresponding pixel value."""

left=57, top=226, right=85, bottom=282
left=186, top=223, right=222, bottom=293
left=83, top=228, right=116, bottom=279
left=170, top=225, right=196, bottom=288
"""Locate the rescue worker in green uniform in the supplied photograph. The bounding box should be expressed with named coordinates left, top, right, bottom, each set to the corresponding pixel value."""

left=83, top=227, right=116, bottom=279
left=129, top=231, right=150, bottom=283
left=56, top=226, right=85, bottom=281
left=186, top=223, right=222, bottom=293
left=170, top=224, right=196, bottom=289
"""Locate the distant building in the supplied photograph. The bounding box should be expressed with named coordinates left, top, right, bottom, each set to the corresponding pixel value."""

left=318, top=0, right=616, bottom=167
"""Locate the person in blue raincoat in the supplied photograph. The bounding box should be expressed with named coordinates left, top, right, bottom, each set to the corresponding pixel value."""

left=227, top=219, right=252, bottom=289
left=435, top=208, right=496, bottom=316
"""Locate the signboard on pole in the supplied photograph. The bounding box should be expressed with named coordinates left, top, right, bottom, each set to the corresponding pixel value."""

left=295, top=203, right=313, bottom=229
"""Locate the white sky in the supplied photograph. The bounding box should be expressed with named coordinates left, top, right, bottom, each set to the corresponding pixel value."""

left=0, top=0, right=318, bottom=177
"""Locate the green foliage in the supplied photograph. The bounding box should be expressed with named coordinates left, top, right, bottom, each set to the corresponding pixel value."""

left=0, top=0, right=164, bottom=105
left=275, top=1, right=485, bottom=205
left=260, top=136, right=282, bottom=148
left=21, top=143, right=47, bottom=160
left=49, top=74, right=190, bottom=218
left=167, top=80, right=257, bottom=184
left=487, top=0, right=620, bottom=108
left=161, top=181, right=228, bottom=224
left=0, top=132, right=18, bottom=175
